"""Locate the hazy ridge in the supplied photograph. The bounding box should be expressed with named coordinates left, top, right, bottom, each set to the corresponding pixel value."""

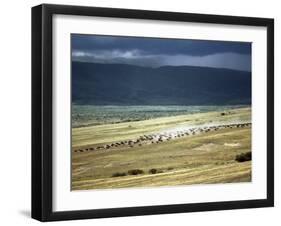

left=72, top=62, right=251, bottom=105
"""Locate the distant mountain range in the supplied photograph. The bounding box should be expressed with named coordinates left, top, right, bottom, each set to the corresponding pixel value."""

left=72, top=62, right=251, bottom=105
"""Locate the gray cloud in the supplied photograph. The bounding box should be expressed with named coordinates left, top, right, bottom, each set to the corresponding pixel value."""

left=72, top=34, right=252, bottom=56
left=72, top=49, right=251, bottom=71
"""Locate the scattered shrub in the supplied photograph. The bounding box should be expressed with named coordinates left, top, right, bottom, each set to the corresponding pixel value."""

left=112, top=172, right=127, bottom=177
left=128, top=169, right=144, bottom=175
left=149, top=168, right=164, bottom=174
left=235, top=152, right=251, bottom=162
left=167, top=167, right=174, bottom=171
left=149, top=168, right=158, bottom=174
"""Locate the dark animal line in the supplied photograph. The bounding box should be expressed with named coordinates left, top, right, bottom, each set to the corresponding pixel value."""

left=73, top=122, right=251, bottom=153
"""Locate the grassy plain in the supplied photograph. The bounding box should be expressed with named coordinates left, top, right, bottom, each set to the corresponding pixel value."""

left=72, top=107, right=251, bottom=190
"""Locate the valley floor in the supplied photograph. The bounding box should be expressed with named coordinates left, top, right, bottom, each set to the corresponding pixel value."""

left=72, top=107, right=251, bottom=190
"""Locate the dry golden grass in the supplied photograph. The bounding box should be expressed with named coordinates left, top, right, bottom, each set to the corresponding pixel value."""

left=72, top=107, right=250, bottom=149
left=72, top=107, right=251, bottom=190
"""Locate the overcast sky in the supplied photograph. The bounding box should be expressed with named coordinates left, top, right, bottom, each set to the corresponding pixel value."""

left=72, top=34, right=251, bottom=71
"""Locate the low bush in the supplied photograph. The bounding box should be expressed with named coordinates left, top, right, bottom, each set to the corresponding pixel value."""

left=149, top=168, right=158, bottom=174
left=149, top=168, right=164, bottom=174
left=235, top=152, right=251, bottom=162
left=112, top=172, right=127, bottom=177
left=128, top=169, right=144, bottom=175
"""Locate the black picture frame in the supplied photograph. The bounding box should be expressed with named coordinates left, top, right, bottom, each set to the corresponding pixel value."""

left=32, top=4, right=274, bottom=222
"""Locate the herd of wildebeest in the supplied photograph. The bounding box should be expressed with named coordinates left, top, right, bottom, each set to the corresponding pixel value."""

left=73, top=122, right=251, bottom=153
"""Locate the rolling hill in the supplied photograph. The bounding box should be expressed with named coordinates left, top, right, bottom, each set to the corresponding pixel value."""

left=72, top=62, right=251, bottom=105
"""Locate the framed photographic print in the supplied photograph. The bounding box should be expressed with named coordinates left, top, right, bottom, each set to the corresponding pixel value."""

left=32, top=4, right=274, bottom=221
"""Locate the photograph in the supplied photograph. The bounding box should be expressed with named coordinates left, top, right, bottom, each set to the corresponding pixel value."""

left=31, top=3, right=274, bottom=221
left=71, top=34, right=252, bottom=190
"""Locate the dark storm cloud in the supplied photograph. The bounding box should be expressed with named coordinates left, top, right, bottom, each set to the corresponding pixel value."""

left=72, top=34, right=251, bottom=71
